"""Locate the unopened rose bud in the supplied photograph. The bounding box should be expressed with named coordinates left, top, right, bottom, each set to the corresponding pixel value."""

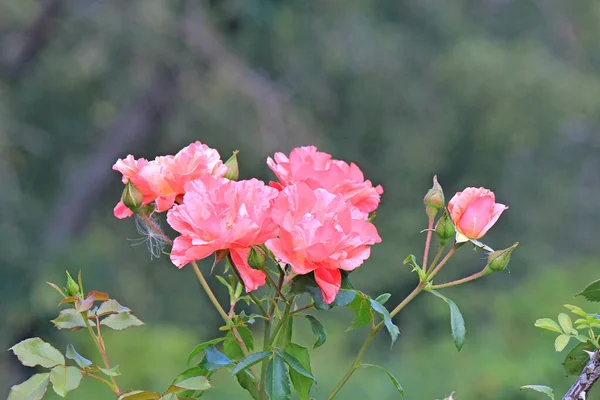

left=483, top=242, right=519, bottom=275
left=435, top=209, right=455, bottom=246
left=224, top=150, right=239, bottom=181
left=65, top=271, right=80, bottom=297
left=247, top=246, right=266, bottom=270
left=424, top=175, right=445, bottom=218
left=122, top=181, right=144, bottom=211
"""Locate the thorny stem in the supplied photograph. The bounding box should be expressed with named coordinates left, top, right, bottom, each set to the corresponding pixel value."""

left=422, top=216, right=434, bottom=273
left=83, top=314, right=121, bottom=395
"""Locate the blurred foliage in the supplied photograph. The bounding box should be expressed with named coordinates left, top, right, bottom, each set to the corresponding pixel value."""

left=1, top=0, right=600, bottom=398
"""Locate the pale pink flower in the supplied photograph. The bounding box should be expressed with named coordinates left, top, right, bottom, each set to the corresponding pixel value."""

left=448, top=187, right=508, bottom=242
left=267, top=146, right=383, bottom=213
left=167, top=176, right=279, bottom=292
left=113, top=141, right=228, bottom=218
left=265, top=183, right=381, bottom=303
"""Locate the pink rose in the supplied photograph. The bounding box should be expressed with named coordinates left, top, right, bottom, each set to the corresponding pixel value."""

left=448, top=187, right=508, bottom=242
left=267, top=146, right=383, bottom=213
left=113, top=141, right=228, bottom=218
left=167, top=175, right=279, bottom=292
left=265, top=183, right=381, bottom=303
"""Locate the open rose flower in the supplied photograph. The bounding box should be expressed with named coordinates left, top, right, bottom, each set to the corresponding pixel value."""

left=265, top=183, right=381, bottom=303
left=267, top=146, right=383, bottom=213
left=113, top=141, right=228, bottom=218
left=448, top=187, right=508, bottom=242
left=167, top=175, right=279, bottom=292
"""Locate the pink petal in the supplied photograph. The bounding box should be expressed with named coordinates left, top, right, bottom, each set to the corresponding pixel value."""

left=230, top=248, right=266, bottom=292
left=314, top=268, right=341, bottom=304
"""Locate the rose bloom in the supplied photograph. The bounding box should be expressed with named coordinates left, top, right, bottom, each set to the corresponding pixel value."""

left=266, top=183, right=381, bottom=303
left=113, top=141, right=228, bottom=218
left=167, top=175, right=279, bottom=292
left=267, top=146, right=383, bottom=213
left=448, top=187, right=508, bottom=242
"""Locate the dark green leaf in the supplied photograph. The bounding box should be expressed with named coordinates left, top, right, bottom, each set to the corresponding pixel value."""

left=275, top=317, right=293, bottom=348
left=198, top=345, right=234, bottom=370
left=563, top=342, right=594, bottom=376
left=277, top=349, right=314, bottom=380
left=290, top=274, right=355, bottom=310
left=283, top=344, right=314, bottom=400
left=360, top=364, right=404, bottom=397
left=7, top=373, right=50, bottom=400
left=235, top=370, right=260, bottom=400
left=369, top=299, right=400, bottom=346
left=348, top=292, right=373, bottom=330
left=51, top=309, right=86, bottom=330
left=229, top=351, right=271, bottom=376
left=223, top=332, right=245, bottom=361
left=429, top=290, right=466, bottom=351
left=578, top=279, right=600, bottom=302
left=65, top=344, right=92, bottom=368
left=9, top=338, right=65, bottom=368
left=304, top=315, right=327, bottom=348
left=237, top=326, right=255, bottom=353
left=187, top=338, right=228, bottom=365
left=265, top=354, right=291, bottom=400
left=50, top=366, right=83, bottom=397
left=375, top=293, right=391, bottom=305
left=520, top=385, right=555, bottom=399
left=100, top=313, right=144, bottom=330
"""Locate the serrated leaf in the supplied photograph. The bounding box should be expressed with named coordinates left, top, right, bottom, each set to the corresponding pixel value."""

left=222, top=332, right=245, bottom=362
left=228, top=351, right=270, bottom=377
left=369, top=299, right=400, bottom=346
left=534, top=318, right=563, bottom=333
left=96, top=299, right=131, bottom=316
left=50, top=366, right=83, bottom=397
left=577, top=279, right=600, bottom=302
left=275, top=316, right=294, bottom=348
left=554, top=334, right=570, bottom=352
left=198, top=345, right=234, bottom=370
left=87, top=290, right=109, bottom=301
left=101, top=312, right=144, bottom=330
left=375, top=293, right=391, bottom=305
left=7, top=373, right=50, bottom=400
left=284, top=344, right=313, bottom=400
left=99, top=365, right=121, bottom=376
left=51, top=309, right=86, bottom=330
left=429, top=290, right=466, bottom=351
left=348, top=292, right=373, bottom=330
left=65, top=344, right=92, bottom=368
left=237, top=326, right=255, bottom=353
left=520, top=385, right=555, bottom=399
left=187, top=338, right=228, bottom=365
left=360, top=364, right=404, bottom=397
left=75, top=294, right=95, bottom=312
left=265, top=354, right=291, bottom=400
left=277, top=349, right=314, bottom=380
left=564, top=304, right=588, bottom=317
left=563, top=342, right=594, bottom=376
left=118, top=390, right=161, bottom=399
left=235, top=370, right=260, bottom=400
left=304, top=315, right=327, bottom=348
left=9, top=338, right=65, bottom=368
left=558, top=313, right=573, bottom=333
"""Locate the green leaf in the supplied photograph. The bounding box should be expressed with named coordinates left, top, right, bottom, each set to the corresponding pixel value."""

left=265, top=354, right=291, bottom=400
left=283, top=344, right=313, bottom=400
left=235, top=370, right=260, bottom=400
left=101, top=312, right=144, bottom=330
left=160, top=395, right=178, bottom=400
left=578, top=279, right=600, bottom=302
left=118, top=390, right=161, bottom=399
left=229, top=351, right=271, bottom=376
left=187, top=338, right=228, bottom=365
left=558, top=313, right=573, bottom=334
left=429, top=290, right=466, bottom=351
left=198, top=345, right=234, bottom=370
left=65, top=344, right=91, bottom=369
left=165, top=366, right=212, bottom=396
left=403, top=254, right=426, bottom=281
left=520, top=385, right=555, bottom=400
left=51, top=309, right=86, bottom=330
left=7, top=373, right=50, bottom=400
left=563, top=342, right=594, bottom=376
left=50, top=366, right=83, bottom=397
left=564, top=304, right=588, bottom=317
left=534, top=318, right=563, bottom=334
left=222, top=332, right=245, bottom=361
left=276, top=317, right=294, bottom=348
left=95, top=299, right=131, bottom=316
left=348, top=292, right=373, bottom=330
left=237, top=326, right=255, bottom=353
left=554, top=334, right=570, bottom=352
left=99, top=365, right=121, bottom=376
left=290, top=274, right=355, bottom=310
left=375, top=293, right=391, bottom=305
left=277, top=349, right=314, bottom=380
left=9, top=338, right=65, bottom=368
left=169, top=376, right=211, bottom=391
left=360, top=364, right=404, bottom=397
left=369, top=299, right=400, bottom=346
left=304, top=315, right=327, bottom=348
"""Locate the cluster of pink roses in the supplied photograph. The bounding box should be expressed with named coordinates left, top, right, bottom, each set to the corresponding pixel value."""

left=113, top=143, right=384, bottom=303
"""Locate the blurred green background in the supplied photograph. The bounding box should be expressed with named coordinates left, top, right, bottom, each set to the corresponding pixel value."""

left=1, top=0, right=600, bottom=399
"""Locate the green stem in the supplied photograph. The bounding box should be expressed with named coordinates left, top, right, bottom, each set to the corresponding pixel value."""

left=430, top=270, right=485, bottom=290
left=81, top=370, right=116, bottom=391
left=426, top=244, right=457, bottom=282
left=422, top=216, right=434, bottom=273
left=427, top=245, right=444, bottom=274
left=268, top=299, right=294, bottom=347
left=290, top=303, right=314, bottom=315
left=83, top=315, right=121, bottom=395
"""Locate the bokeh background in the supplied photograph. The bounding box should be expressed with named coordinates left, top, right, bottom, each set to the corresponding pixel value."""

left=1, top=0, right=600, bottom=399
